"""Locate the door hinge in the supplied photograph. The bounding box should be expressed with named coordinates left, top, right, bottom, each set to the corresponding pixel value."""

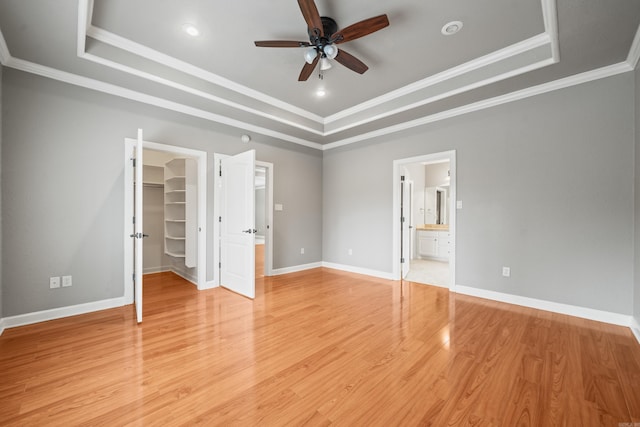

left=401, top=258, right=405, bottom=263
left=133, top=216, right=135, bottom=224
left=219, top=262, right=221, bottom=268
left=132, top=158, right=136, bottom=167
left=400, top=175, right=405, bottom=182
left=219, top=168, right=222, bottom=177
left=401, top=216, right=405, bottom=223
left=219, top=216, right=222, bottom=223
left=132, top=273, right=135, bottom=281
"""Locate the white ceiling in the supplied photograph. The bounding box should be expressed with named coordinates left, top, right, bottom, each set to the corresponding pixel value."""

left=1, top=0, right=639, bottom=150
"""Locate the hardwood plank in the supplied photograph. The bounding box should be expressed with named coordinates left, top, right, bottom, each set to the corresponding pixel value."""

left=0, top=269, right=639, bottom=425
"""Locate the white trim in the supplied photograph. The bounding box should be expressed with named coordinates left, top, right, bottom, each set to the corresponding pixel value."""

left=321, top=262, right=395, bottom=281
left=541, top=0, right=560, bottom=62
left=85, top=25, right=324, bottom=124
left=0, top=27, right=10, bottom=65
left=75, top=1, right=561, bottom=139
left=626, top=23, right=640, bottom=69
left=271, top=262, right=324, bottom=276
left=324, top=57, right=556, bottom=137
left=8, top=56, right=323, bottom=151
left=392, top=151, right=456, bottom=292
left=203, top=280, right=218, bottom=290
left=455, top=285, right=633, bottom=327
left=321, top=62, right=632, bottom=151
left=1, top=297, right=127, bottom=331
left=143, top=266, right=171, bottom=275
left=325, top=33, right=552, bottom=124
left=0, top=319, right=5, bottom=336
left=77, top=0, right=90, bottom=57
left=213, top=154, right=224, bottom=289
left=256, top=161, right=275, bottom=277
left=631, top=317, right=640, bottom=345
left=79, top=50, right=325, bottom=137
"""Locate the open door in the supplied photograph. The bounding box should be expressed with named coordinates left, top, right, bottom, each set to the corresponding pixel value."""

left=133, top=129, right=144, bottom=322
left=220, top=150, right=256, bottom=299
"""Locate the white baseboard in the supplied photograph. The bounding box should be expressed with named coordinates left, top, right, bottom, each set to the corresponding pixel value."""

left=143, top=266, right=171, bottom=275
left=0, top=318, right=5, bottom=336
left=171, top=269, right=198, bottom=286
left=1, top=297, right=128, bottom=333
left=322, top=262, right=395, bottom=281
left=631, top=317, right=640, bottom=345
left=455, top=285, right=632, bottom=327
left=201, top=280, right=218, bottom=290
left=271, top=262, right=323, bottom=276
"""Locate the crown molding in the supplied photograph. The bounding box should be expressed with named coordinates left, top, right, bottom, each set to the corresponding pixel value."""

left=541, top=0, right=560, bottom=62
left=7, top=55, right=324, bottom=150
left=77, top=0, right=90, bottom=57
left=324, top=32, right=553, bottom=125
left=85, top=25, right=324, bottom=124
left=324, top=56, right=556, bottom=137
left=627, top=22, right=640, bottom=69
left=80, top=50, right=325, bottom=136
left=321, top=62, right=632, bottom=150
left=0, top=27, right=10, bottom=65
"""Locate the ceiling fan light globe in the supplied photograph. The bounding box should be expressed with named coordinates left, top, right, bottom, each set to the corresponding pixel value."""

left=323, top=44, right=338, bottom=59
left=304, top=47, right=317, bottom=64
left=320, top=57, right=332, bottom=71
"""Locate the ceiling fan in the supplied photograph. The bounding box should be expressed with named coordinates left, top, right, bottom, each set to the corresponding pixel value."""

left=254, top=0, right=389, bottom=81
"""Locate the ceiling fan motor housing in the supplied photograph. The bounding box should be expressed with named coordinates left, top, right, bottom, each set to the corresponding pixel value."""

left=308, top=16, right=339, bottom=47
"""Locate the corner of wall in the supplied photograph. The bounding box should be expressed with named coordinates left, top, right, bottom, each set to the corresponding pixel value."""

left=634, top=64, right=640, bottom=345
left=632, top=317, right=640, bottom=345
left=0, top=61, right=4, bottom=321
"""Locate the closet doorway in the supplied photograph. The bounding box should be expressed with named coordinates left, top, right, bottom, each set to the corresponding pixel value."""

left=124, top=138, right=208, bottom=310
left=142, top=149, right=199, bottom=282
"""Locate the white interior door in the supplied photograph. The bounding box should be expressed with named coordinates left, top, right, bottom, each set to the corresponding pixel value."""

left=221, top=150, right=256, bottom=299
left=134, top=129, right=144, bottom=322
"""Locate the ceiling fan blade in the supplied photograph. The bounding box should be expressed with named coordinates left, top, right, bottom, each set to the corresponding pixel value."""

left=334, top=49, right=368, bottom=74
left=298, top=54, right=320, bottom=81
left=297, top=0, right=324, bottom=37
left=333, top=14, right=389, bottom=44
left=254, top=40, right=310, bottom=48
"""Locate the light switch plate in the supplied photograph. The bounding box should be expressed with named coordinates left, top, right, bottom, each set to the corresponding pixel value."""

left=50, top=277, right=60, bottom=289
left=275, top=204, right=283, bottom=211
left=62, top=275, right=72, bottom=287
left=456, top=200, right=463, bottom=209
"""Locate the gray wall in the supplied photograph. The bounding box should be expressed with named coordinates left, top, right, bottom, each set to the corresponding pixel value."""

left=1, top=68, right=322, bottom=317
left=323, top=72, right=635, bottom=315
left=635, top=65, right=640, bottom=328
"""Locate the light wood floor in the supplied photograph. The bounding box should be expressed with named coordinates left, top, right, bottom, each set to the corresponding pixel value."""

left=1, top=269, right=640, bottom=426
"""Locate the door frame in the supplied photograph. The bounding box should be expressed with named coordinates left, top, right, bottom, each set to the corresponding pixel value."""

left=392, top=150, right=456, bottom=290
left=213, top=154, right=274, bottom=286
left=124, top=138, right=208, bottom=304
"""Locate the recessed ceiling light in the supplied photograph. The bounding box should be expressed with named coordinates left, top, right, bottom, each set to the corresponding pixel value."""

left=441, top=21, right=463, bottom=36
left=182, top=23, right=200, bottom=37
left=316, top=88, right=326, bottom=97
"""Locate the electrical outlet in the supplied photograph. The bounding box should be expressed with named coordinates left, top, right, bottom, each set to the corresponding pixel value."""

left=62, top=275, right=72, bottom=287
left=348, top=249, right=353, bottom=256
left=502, top=267, right=511, bottom=277
left=300, top=248, right=305, bottom=254
left=50, top=277, right=60, bottom=289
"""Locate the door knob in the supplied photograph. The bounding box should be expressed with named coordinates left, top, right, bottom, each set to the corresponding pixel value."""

left=242, top=229, right=257, bottom=234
